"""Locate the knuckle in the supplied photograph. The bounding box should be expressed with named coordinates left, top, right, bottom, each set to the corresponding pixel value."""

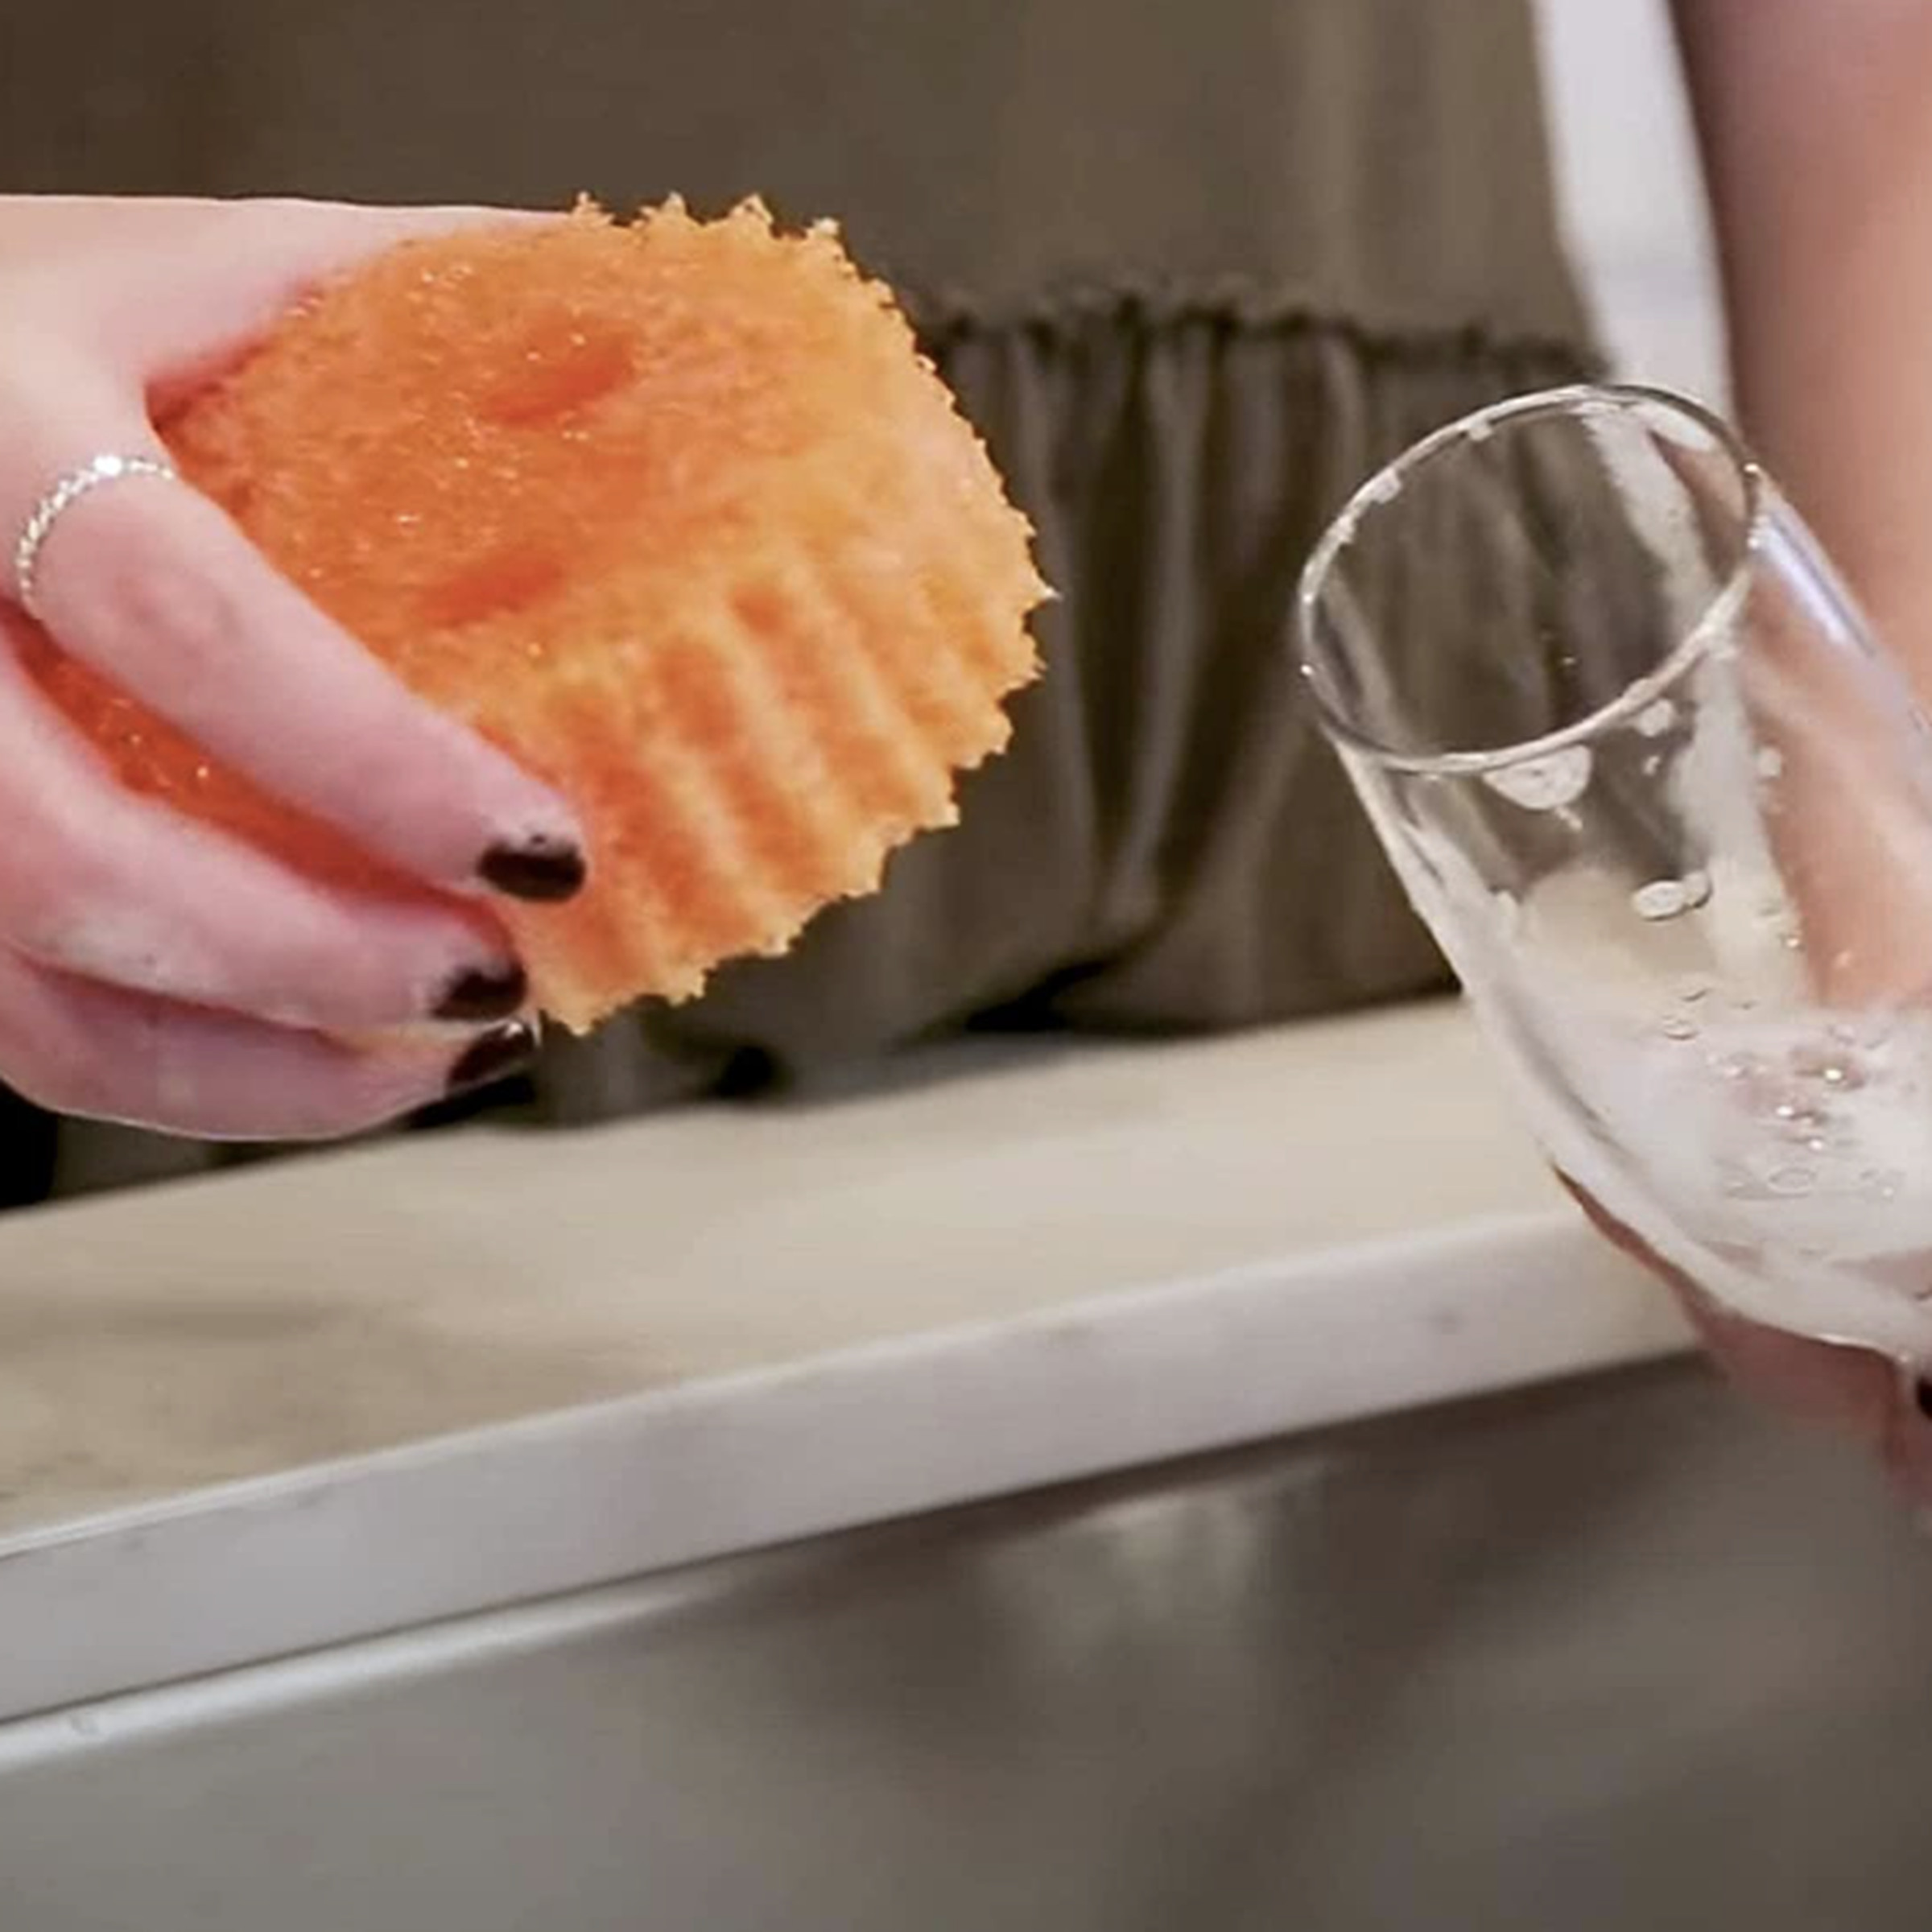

left=0, top=807, right=180, bottom=989
left=92, top=501, right=245, bottom=674
left=0, top=1015, right=133, bottom=1123
left=0, top=836, right=109, bottom=967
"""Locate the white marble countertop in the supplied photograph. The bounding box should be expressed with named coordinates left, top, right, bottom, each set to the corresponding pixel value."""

left=0, top=997, right=1690, bottom=1716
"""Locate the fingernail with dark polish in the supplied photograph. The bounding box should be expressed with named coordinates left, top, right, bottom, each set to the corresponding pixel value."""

left=478, top=836, right=587, bottom=903
left=432, top=960, right=530, bottom=1023
left=446, top=1021, right=539, bottom=1097
left=1914, top=1379, right=1932, bottom=1422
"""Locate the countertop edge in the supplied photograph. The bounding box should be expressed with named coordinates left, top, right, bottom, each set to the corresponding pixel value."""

left=0, top=1206, right=1687, bottom=1720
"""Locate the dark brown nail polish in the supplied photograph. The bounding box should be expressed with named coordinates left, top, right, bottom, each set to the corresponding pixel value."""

left=446, top=1021, right=539, bottom=1096
left=1915, top=1380, right=1932, bottom=1422
left=432, top=960, right=530, bottom=1023
left=478, top=836, right=586, bottom=903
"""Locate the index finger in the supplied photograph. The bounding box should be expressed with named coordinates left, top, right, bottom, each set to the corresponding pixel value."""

left=0, top=196, right=556, bottom=393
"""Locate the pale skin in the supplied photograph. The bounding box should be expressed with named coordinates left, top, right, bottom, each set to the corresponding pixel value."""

left=2, top=11, right=1930, bottom=1468
left=1636, top=0, right=1932, bottom=1495
left=0, top=198, right=581, bottom=1139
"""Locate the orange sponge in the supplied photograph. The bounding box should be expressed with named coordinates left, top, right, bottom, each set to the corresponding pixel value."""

left=29, top=200, right=1047, bottom=1031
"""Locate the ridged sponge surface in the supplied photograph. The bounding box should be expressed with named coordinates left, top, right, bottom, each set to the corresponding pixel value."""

left=26, top=200, right=1046, bottom=1030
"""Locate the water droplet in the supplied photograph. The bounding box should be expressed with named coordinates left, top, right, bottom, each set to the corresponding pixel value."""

left=1633, top=880, right=1688, bottom=920
left=1481, top=747, right=1593, bottom=812
left=1633, top=871, right=1711, bottom=921
left=1806, top=1137, right=1829, bottom=1154
left=1770, top=1100, right=1828, bottom=1138
left=1767, top=1165, right=1816, bottom=1195
left=1794, top=1045, right=1861, bottom=1091
left=1862, top=1168, right=1904, bottom=1203
left=1635, top=699, right=1678, bottom=738
left=1364, top=471, right=1402, bottom=507
left=1465, top=418, right=1496, bottom=446
left=1641, top=753, right=1663, bottom=778
left=1675, top=977, right=1712, bottom=1005
left=1659, top=1013, right=1699, bottom=1041
left=1757, top=745, right=1785, bottom=779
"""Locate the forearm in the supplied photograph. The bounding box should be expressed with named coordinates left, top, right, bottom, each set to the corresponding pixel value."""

left=1673, top=0, right=1932, bottom=658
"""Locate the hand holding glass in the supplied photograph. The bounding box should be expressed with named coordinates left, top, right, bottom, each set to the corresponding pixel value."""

left=1298, top=386, right=1932, bottom=1368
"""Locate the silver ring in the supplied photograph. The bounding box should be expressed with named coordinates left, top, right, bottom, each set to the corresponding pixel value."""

left=10, top=452, right=180, bottom=621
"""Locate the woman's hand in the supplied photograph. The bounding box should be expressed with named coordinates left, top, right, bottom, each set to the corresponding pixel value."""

left=1599, top=3, right=1932, bottom=1495
left=0, top=196, right=580, bottom=1139
left=1562, top=1177, right=1932, bottom=1504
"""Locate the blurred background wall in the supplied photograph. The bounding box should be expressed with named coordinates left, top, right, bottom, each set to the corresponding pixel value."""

left=1538, top=0, right=1726, bottom=401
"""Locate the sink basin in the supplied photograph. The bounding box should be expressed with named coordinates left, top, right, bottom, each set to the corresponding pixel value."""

left=4, top=1358, right=1929, bottom=1931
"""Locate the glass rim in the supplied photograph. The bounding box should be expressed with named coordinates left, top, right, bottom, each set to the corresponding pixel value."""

left=1293, top=381, right=1765, bottom=777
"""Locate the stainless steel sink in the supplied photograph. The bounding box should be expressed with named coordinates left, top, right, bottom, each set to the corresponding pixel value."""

left=3, top=1358, right=1930, bottom=1931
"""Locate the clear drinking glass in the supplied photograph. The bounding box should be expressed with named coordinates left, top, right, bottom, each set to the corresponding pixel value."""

left=1297, top=383, right=1932, bottom=1368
